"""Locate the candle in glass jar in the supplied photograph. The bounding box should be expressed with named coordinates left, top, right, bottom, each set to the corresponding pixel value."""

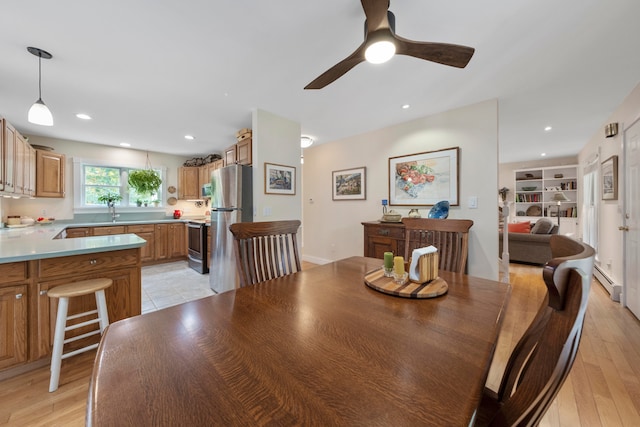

left=384, top=252, right=394, bottom=269
left=393, top=256, right=405, bottom=275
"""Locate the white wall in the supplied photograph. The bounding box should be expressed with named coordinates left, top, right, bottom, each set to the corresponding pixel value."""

left=3, top=135, right=194, bottom=220
left=251, top=109, right=302, bottom=222
left=302, top=100, right=500, bottom=280
left=578, top=81, right=640, bottom=290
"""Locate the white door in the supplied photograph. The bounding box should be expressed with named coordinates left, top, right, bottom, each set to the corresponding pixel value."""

left=624, top=119, right=640, bottom=319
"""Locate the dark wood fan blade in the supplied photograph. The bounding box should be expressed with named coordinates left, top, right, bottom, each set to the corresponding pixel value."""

left=361, top=0, right=390, bottom=33
left=394, top=34, right=475, bottom=68
left=304, top=43, right=367, bottom=89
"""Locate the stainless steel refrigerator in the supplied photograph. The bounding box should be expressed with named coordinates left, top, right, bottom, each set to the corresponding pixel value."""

left=209, top=164, right=253, bottom=293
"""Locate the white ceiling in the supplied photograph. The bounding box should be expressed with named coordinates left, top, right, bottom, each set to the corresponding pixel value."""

left=1, top=0, right=639, bottom=163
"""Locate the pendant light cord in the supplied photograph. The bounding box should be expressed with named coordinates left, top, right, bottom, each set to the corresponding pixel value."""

left=37, top=54, right=42, bottom=99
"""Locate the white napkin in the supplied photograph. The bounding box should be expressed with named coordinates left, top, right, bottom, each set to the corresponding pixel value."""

left=409, top=246, right=437, bottom=282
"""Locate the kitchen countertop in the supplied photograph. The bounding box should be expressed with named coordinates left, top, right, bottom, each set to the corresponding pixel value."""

left=0, top=220, right=186, bottom=264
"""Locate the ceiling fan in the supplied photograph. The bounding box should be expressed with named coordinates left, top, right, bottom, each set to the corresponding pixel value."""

left=304, top=0, right=475, bottom=90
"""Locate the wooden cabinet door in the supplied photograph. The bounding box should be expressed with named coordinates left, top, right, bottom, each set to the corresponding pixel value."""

left=236, top=138, right=252, bottom=165
left=154, top=224, right=169, bottom=261
left=127, top=229, right=155, bottom=263
left=0, top=284, right=27, bottom=370
left=224, top=145, right=237, bottom=166
left=14, top=133, right=24, bottom=194
left=2, top=120, right=16, bottom=193
left=36, top=150, right=65, bottom=198
left=178, top=166, right=199, bottom=200
left=35, top=268, right=139, bottom=359
left=169, top=223, right=187, bottom=258
left=25, top=143, right=36, bottom=196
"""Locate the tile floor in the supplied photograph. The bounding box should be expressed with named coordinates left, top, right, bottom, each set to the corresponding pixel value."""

left=141, top=261, right=215, bottom=314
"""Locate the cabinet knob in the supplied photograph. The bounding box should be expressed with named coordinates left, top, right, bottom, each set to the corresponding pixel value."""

left=618, top=226, right=630, bottom=232
left=90, top=259, right=98, bottom=265
left=15, top=293, right=23, bottom=299
left=40, top=290, right=48, bottom=296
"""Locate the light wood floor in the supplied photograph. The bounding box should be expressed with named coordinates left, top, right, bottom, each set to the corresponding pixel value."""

left=1, top=263, right=639, bottom=426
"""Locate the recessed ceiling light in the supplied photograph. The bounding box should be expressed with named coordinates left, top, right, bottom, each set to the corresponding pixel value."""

left=402, top=104, right=410, bottom=109
left=76, top=113, right=92, bottom=120
left=185, top=135, right=195, bottom=140
left=541, top=153, right=547, bottom=157
left=301, top=136, right=314, bottom=148
left=120, top=142, right=131, bottom=147
left=544, top=126, right=552, bottom=131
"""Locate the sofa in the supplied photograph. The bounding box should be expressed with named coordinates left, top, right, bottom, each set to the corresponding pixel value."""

left=499, top=218, right=559, bottom=265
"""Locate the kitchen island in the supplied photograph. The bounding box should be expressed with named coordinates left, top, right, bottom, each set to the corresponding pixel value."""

left=0, top=224, right=146, bottom=378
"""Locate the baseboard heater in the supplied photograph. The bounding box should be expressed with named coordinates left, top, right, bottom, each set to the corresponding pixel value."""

left=593, top=264, right=621, bottom=302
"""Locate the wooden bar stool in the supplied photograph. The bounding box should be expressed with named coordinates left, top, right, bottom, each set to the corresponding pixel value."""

left=47, top=278, right=112, bottom=392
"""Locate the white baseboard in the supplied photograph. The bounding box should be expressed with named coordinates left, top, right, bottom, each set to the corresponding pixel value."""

left=593, top=264, right=622, bottom=302
left=302, top=255, right=332, bottom=265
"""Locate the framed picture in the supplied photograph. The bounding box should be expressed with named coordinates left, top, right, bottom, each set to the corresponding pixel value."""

left=601, top=155, right=618, bottom=200
left=332, top=167, right=366, bottom=200
left=265, top=163, right=296, bottom=195
left=388, top=147, right=459, bottom=206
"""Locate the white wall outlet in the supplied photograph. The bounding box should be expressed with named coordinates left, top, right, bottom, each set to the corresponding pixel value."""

left=468, top=196, right=478, bottom=209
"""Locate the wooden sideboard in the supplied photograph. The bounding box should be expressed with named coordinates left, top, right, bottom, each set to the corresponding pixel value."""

left=362, top=221, right=406, bottom=259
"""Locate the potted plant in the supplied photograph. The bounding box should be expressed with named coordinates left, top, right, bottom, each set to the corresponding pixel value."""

left=128, top=169, right=162, bottom=201
left=136, top=198, right=143, bottom=207
left=97, top=192, right=123, bottom=207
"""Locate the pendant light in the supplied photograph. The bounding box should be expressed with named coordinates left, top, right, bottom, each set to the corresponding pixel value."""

left=27, top=47, right=54, bottom=126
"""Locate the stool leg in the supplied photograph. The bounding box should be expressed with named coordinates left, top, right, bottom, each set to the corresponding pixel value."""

left=49, top=297, right=69, bottom=392
left=95, top=289, right=110, bottom=332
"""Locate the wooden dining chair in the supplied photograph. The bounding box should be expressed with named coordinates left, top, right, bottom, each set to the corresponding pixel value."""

left=475, top=235, right=595, bottom=426
left=402, top=218, right=474, bottom=273
left=229, top=220, right=302, bottom=287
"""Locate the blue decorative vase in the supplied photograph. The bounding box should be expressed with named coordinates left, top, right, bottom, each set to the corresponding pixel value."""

left=427, top=201, right=450, bottom=219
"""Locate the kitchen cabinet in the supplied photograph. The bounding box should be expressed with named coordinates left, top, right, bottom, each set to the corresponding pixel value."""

left=32, top=249, right=141, bottom=360
left=126, top=224, right=155, bottom=263
left=362, top=221, right=406, bottom=259
left=154, top=224, right=169, bottom=261
left=24, top=143, right=36, bottom=197
left=92, top=226, right=126, bottom=236
left=168, top=223, right=187, bottom=258
left=224, top=138, right=252, bottom=166
left=178, top=166, right=199, bottom=200
left=1, top=118, right=16, bottom=193
left=0, top=262, right=29, bottom=370
left=64, top=227, right=91, bottom=238
left=35, top=149, right=65, bottom=198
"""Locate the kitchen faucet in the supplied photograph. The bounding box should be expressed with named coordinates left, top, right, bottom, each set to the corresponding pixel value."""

left=108, top=202, right=120, bottom=223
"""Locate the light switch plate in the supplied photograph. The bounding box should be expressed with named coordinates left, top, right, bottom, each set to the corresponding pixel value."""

left=468, top=196, right=478, bottom=209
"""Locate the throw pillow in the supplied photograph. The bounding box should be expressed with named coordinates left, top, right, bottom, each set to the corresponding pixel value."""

left=508, top=221, right=531, bottom=233
left=531, top=218, right=554, bottom=234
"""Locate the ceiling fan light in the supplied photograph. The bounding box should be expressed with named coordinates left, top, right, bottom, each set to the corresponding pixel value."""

left=28, top=99, right=54, bottom=126
left=365, top=41, right=396, bottom=64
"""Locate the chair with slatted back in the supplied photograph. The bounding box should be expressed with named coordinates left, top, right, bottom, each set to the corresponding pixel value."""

left=475, top=235, right=595, bottom=426
left=402, top=218, right=474, bottom=274
left=229, top=220, right=302, bottom=287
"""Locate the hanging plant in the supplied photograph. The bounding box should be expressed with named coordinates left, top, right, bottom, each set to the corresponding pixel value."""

left=128, top=153, right=162, bottom=198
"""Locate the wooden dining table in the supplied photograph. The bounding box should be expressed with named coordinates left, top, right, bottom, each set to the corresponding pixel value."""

left=87, top=256, right=511, bottom=426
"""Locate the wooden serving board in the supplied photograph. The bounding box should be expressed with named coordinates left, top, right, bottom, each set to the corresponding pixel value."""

left=364, top=268, right=448, bottom=299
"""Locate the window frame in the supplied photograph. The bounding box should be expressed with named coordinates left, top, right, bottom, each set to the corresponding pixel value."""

left=73, top=157, right=167, bottom=214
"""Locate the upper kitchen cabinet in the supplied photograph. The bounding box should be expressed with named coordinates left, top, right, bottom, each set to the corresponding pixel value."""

left=36, top=149, right=65, bottom=198
left=1, top=117, right=37, bottom=197
left=178, top=166, right=199, bottom=200
left=224, top=138, right=252, bottom=166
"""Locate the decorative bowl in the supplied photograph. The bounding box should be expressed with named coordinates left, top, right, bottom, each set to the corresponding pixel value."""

left=522, top=186, right=537, bottom=191
left=427, top=200, right=450, bottom=219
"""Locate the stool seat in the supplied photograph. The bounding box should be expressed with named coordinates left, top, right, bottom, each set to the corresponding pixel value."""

left=48, top=277, right=113, bottom=392
left=48, top=278, right=113, bottom=298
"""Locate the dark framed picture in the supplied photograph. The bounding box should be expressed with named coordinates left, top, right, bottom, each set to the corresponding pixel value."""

left=264, top=163, right=296, bottom=195
left=388, top=147, right=460, bottom=206
left=601, top=155, right=618, bottom=200
left=332, top=167, right=366, bottom=200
